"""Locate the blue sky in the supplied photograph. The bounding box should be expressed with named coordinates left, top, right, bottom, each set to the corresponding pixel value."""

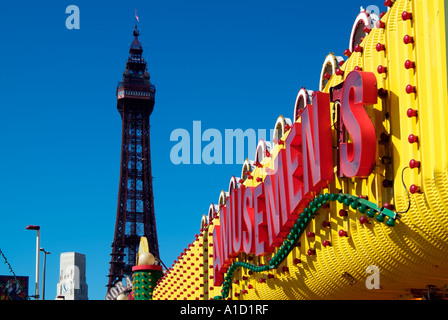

left=0, top=0, right=383, bottom=300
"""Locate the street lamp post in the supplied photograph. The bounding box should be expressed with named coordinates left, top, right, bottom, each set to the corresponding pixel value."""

left=26, top=225, right=40, bottom=300
left=40, top=248, right=50, bottom=300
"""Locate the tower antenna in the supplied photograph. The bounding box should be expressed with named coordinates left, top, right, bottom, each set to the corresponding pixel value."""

left=135, top=8, right=139, bottom=24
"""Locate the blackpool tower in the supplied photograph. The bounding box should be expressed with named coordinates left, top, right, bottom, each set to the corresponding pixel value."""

left=106, top=24, right=159, bottom=294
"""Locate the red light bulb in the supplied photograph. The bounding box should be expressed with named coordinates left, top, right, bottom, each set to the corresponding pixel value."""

left=335, top=68, right=344, bottom=76
left=408, top=134, right=418, bottom=144
left=378, top=88, right=388, bottom=98
left=406, top=84, right=416, bottom=94
left=402, top=11, right=412, bottom=21
left=338, top=229, right=348, bottom=237
left=407, top=108, right=418, bottom=118
left=409, top=159, right=421, bottom=169
left=410, top=184, right=420, bottom=194
left=376, top=43, right=386, bottom=52
left=377, top=20, right=386, bottom=29
left=344, top=49, right=352, bottom=57
left=405, top=60, right=415, bottom=69
left=377, top=65, right=387, bottom=74
left=354, top=44, right=363, bottom=53
left=403, top=35, right=414, bottom=44
left=359, top=216, right=369, bottom=224
left=383, top=179, right=393, bottom=188
left=383, top=202, right=395, bottom=210
left=339, top=209, right=348, bottom=217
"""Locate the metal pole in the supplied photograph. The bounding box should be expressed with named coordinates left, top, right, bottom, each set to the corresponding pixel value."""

left=26, top=225, right=40, bottom=300
left=40, top=248, right=50, bottom=300
left=35, top=229, right=40, bottom=300
left=41, top=249, right=45, bottom=300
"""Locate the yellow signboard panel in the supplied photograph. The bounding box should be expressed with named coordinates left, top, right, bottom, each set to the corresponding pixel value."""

left=150, top=0, right=448, bottom=300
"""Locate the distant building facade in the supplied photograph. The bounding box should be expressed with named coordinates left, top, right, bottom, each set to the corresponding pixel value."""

left=56, top=252, right=88, bottom=300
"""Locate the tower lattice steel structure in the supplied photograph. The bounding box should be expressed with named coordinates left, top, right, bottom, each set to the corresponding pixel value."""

left=107, top=24, right=159, bottom=293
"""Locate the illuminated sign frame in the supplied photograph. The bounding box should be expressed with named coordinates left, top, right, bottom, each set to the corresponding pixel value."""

left=213, top=70, right=378, bottom=286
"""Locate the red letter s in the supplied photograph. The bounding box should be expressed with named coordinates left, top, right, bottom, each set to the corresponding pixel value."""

left=340, top=71, right=378, bottom=177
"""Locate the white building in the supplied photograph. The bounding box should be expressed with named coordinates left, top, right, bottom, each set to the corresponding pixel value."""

left=56, top=252, right=88, bottom=300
